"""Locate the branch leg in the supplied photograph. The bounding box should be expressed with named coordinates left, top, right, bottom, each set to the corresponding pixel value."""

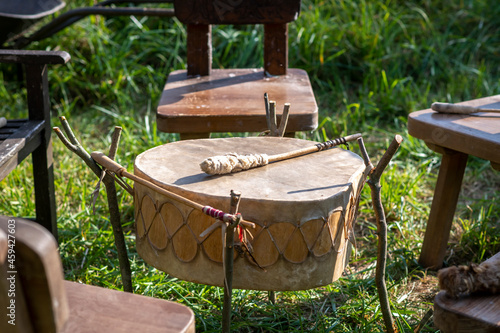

left=358, top=136, right=402, bottom=333
left=222, top=190, right=242, bottom=333
left=102, top=176, right=133, bottom=292
left=54, top=118, right=133, bottom=293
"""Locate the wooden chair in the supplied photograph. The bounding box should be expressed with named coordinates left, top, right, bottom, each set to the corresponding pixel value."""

left=0, top=216, right=195, bottom=333
left=157, top=0, right=318, bottom=139
left=0, top=50, right=70, bottom=239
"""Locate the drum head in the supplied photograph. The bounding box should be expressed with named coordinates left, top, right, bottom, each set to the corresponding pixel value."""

left=135, top=137, right=364, bottom=203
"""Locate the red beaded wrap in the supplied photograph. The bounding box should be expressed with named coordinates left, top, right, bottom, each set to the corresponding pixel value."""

left=202, top=206, right=224, bottom=219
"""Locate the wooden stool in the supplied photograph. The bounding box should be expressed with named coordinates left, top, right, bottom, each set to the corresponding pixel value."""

left=0, top=216, right=195, bottom=333
left=407, top=95, right=500, bottom=269
left=157, top=0, right=318, bottom=139
left=434, top=291, right=500, bottom=332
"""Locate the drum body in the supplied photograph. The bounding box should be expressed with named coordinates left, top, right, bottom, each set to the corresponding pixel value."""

left=134, top=137, right=368, bottom=291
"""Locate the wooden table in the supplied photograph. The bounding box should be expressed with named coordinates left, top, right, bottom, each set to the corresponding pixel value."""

left=407, top=95, right=500, bottom=269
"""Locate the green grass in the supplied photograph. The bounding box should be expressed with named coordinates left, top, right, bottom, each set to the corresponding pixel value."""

left=1, top=0, right=500, bottom=331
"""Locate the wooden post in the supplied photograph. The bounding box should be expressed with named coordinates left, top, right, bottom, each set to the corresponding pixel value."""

left=264, top=23, right=288, bottom=75
left=187, top=24, right=212, bottom=76
left=26, top=63, right=58, bottom=238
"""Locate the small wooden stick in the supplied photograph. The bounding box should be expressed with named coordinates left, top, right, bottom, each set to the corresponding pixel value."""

left=277, top=103, right=290, bottom=137
left=264, top=93, right=271, bottom=132
left=108, top=126, right=122, bottom=160
left=357, top=137, right=374, bottom=172
left=199, top=221, right=224, bottom=238
left=92, top=126, right=124, bottom=212
left=431, top=102, right=500, bottom=114
left=200, top=133, right=362, bottom=175
left=269, top=101, right=278, bottom=136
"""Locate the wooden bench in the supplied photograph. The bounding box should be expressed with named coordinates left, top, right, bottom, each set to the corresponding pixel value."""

left=0, top=50, right=70, bottom=239
left=157, top=0, right=318, bottom=139
left=0, top=216, right=195, bottom=332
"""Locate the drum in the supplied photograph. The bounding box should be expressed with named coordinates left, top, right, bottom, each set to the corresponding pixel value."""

left=134, top=137, right=369, bottom=291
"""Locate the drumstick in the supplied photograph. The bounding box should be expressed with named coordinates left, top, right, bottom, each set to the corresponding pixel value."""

left=431, top=102, right=500, bottom=114
left=200, top=133, right=362, bottom=175
left=90, top=152, right=255, bottom=228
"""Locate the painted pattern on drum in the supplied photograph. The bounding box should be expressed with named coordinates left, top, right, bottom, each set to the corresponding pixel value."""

left=135, top=193, right=359, bottom=268
left=267, top=222, right=296, bottom=254
left=161, top=202, right=184, bottom=239
left=138, top=194, right=156, bottom=239
left=135, top=190, right=360, bottom=266
left=299, top=218, right=324, bottom=251
left=172, top=224, right=198, bottom=262
left=250, top=226, right=280, bottom=267
left=283, top=228, right=309, bottom=263
left=135, top=191, right=146, bottom=239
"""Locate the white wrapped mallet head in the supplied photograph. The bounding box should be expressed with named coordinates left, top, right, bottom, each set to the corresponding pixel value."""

left=431, top=102, right=500, bottom=114
left=200, top=133, right=362, bottom=175
left=200, top=153, right=269, bottom=175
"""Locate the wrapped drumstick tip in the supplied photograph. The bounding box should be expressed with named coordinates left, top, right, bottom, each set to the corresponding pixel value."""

left=200, top=133, right=362, bottom=175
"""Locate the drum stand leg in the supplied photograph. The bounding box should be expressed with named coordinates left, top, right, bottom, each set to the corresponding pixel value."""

left=357, top=135, right=403, bottom=333
left=268, top=291, right=276, bottom=304
left=222, top=190, right=242, bottom=333
left=53, top=117, right=133, bottom=293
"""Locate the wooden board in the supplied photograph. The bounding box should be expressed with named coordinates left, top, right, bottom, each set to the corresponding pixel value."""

left=0, top=50, right=69, bottom=64
left=434, top=291, right=500, bottom=332
left=62, top=281, right=195, bottom=333
left=0, top=120, right=44, bottom=181
left=174, top=0, right=301, bottom=25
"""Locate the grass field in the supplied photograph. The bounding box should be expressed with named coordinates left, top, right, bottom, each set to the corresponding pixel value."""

left=1, top=0, right=500, bottom=331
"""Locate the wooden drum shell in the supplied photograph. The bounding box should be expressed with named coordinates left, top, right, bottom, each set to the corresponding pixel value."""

left=134, top=137, right=368, bottom=291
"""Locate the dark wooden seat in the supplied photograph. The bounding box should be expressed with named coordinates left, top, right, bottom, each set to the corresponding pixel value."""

left=0, top=50, right=71, bottom=239
left=157, top=0, right=318, bottom=139
left=0, top=216, right=196, bottom=333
